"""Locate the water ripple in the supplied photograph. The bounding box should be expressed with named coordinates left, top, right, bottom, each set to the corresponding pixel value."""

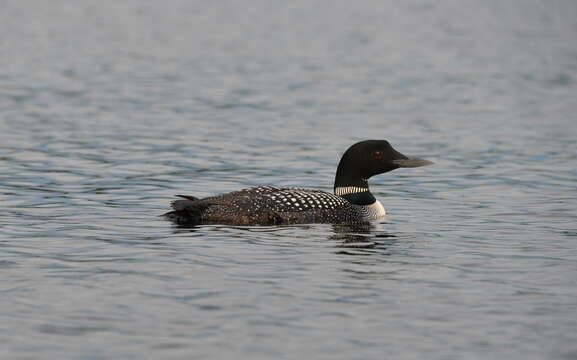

left=2, top=1, right=577, bottom=359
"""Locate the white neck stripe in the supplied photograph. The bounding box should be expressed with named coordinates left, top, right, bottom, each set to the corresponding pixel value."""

left=334, top=186, right=369, bottom=196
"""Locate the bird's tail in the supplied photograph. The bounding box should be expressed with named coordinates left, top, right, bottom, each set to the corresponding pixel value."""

left=162, top=195, right=209, bottom=225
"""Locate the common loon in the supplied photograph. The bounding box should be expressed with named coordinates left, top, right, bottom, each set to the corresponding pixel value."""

left=164, top=140, right=432, bottom=225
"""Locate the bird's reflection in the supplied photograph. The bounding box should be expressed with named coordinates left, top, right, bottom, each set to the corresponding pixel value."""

left=329, top=223, right=403, bottom=282
left=330, top=222, right=397, bottom=252
left=169, top=221, right=400, bottom=282
left=169, top=220, right=398, bottom=253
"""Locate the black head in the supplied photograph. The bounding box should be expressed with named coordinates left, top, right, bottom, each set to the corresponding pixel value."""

left=334, top=140, right=432, bottom=189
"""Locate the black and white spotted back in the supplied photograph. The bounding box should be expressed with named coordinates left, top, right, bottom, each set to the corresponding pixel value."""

left=246, top=186, right=349, bottom=211
left=167, top=186, right=372, bottom=225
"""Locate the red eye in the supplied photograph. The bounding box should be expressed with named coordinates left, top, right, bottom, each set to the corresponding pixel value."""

left=371, top=151, right=382, bottom=158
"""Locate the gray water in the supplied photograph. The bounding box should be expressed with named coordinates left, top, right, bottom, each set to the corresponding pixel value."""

left=1, top=1, right=577, bottom=359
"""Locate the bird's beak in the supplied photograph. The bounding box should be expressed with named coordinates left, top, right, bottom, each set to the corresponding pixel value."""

left=392, top=157, right=434, bottom=168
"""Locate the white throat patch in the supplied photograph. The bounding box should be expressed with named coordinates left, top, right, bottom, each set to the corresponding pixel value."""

left=362, top=200, right=386, bottom=219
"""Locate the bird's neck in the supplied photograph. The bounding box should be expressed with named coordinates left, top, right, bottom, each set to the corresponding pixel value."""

left=334, top=178, right=375, bottom=206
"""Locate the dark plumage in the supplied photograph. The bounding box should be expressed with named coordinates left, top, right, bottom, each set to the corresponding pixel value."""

left=166, top=186, right=365, bottom=225
left=164, top=140, right=432, bottom=225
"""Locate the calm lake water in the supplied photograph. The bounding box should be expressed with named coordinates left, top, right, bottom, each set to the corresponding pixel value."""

left=1, top=1, right=577, bottom=359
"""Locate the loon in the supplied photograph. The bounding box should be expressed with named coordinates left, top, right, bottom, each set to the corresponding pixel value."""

left=164, top=140, right=432, bottom=226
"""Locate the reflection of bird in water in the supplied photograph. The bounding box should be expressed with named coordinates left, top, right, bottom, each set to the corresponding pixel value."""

left=330, top=223, right=397, bottom=251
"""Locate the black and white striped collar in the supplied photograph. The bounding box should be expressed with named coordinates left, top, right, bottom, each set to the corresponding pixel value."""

left=334, top=183, right=376, bottom=206
left=334, top=186, right=369, bottom=196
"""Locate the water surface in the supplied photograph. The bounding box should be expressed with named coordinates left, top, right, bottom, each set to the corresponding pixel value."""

left=1, top=1, right=577, bottom=359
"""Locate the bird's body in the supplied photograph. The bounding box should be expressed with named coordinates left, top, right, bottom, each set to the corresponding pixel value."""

left=164, top=140, right=432, bottom=226
left=166, top=186, right=385, bottom=225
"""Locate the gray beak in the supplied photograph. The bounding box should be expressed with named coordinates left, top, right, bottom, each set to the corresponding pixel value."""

left=392, top=157, right=434, bottom=168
